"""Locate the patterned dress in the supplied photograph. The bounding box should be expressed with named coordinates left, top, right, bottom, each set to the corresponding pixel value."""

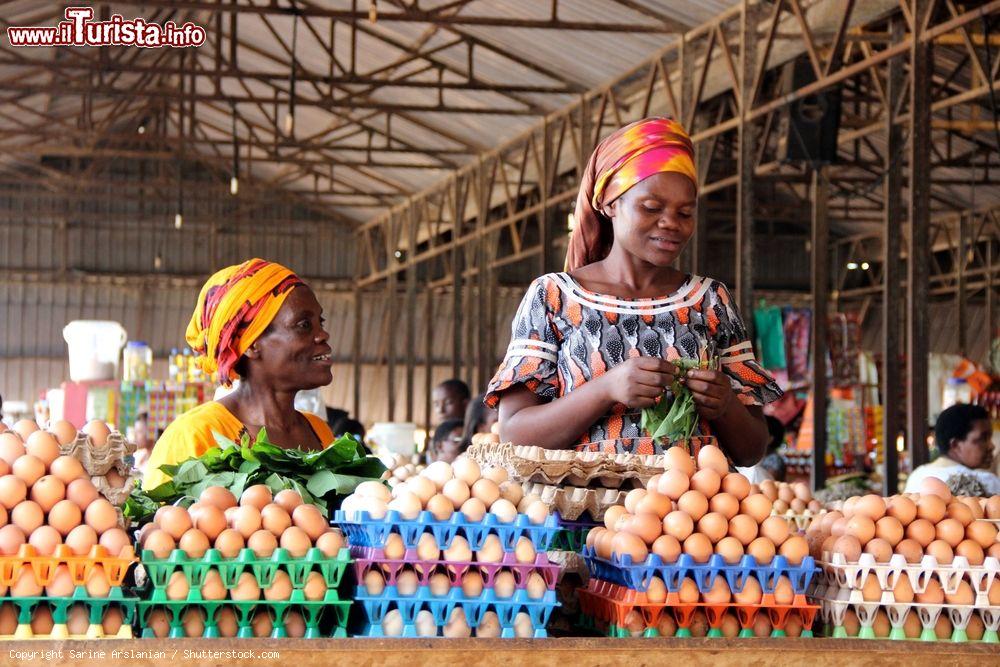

left=485, top=272, right=782, bottom=454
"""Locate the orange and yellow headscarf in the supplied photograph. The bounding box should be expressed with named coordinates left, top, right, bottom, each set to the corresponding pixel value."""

left=186, top=258, right=304, bottom=385
left=566, top=117, right=697, bottom=271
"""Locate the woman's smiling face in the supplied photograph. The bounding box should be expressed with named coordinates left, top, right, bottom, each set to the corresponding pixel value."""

left=605, top=171, right=697, bottom=267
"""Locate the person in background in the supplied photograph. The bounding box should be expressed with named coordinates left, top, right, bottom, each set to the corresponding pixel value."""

left=461, top=393, right=499, bottom=448
left=334, top=418, right=367, bottom=442
left=428, top=418, right=465, bottom=464
left=131, top=412, right=153, bottom=473
left=325, top=406, right=349, bottom=434
left=432, top=379, right=471, bottom=426
left=904, top=403, right=1000, bottom=495
left=759, top=416, right=787, bottom=482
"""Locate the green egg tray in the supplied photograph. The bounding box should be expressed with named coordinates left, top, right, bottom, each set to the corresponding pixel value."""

left=822, top=623, right=1000, bottom=643
left=137, top=596, right=351, bottom=639
left=550, top=528, right=589, bottom=553
left=0, top=586, right=138, bottom=626
left=139, top=546, right=351, bottom=591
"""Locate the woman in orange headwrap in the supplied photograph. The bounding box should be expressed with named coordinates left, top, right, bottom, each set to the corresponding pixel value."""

left=143, top=259, right=335, bottom=488
left=485, top=118, right=780, bottom=465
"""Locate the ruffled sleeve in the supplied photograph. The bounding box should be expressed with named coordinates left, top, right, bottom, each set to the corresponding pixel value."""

left=485, top=276, right=562, bottom=407
left=708, top=281, right=783, bottom=407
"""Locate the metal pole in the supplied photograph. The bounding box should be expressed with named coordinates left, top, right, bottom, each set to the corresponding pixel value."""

left=735, top=0, right=758, bottom=323
left=908, top=0, right=932, bottom=468
left=811, top=167, right=829, bottom=491
left=882, top=17, right=904, bottom=496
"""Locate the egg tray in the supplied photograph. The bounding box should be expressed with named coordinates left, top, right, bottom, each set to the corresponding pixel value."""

left=0, top=622, right=133, bottom=640
left=467, top=442, right=669, bottom=489
left=772, top=509, right=825, bottom=533
left=92, top=469, right=141, bottom=507
left=0, top=544, right=137, bottom=588
left=576, top=578, right=818, bottom=639
left=136, top=599, right=350, bottom=639
left=353, top=586, right=558, bottom=638
left=138, top=546, right=351, bottom=592
left=520, top=482, right=628, bottom=522
left=351, top=546, right=560, bottom=591
left=334, top=509, right=561, bottom=551
left=580, top=546, right=818, bottom=595
left=816, top=594, right=1000, bottom=642
left=579, top=614, right=810, bottom=639
left=818, top=551, right=1000, bottom=597
left=358, top=621, right=545, bottom=639
left=62, top=430, right=136, bottom=476
left=0, top=585, right=138, bottom=624
left=141, top=580, right=350, bottom=605
left=811, top=581, right=996, bottom=608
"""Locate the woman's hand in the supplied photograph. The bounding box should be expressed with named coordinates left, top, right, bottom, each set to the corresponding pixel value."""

left=684, top=368, right=735, bottom=421
left=597, top=357, right=678, bottom=409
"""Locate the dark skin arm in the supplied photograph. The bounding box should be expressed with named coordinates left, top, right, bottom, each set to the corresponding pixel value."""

left=498, top=362, right=768, bottom=466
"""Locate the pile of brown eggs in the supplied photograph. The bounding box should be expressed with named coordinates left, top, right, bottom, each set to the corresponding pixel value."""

left=835, top=607, right=993, bottom=640
left=616, top=607, right=808, bottom=638
left=585, top=445, right=809, bottom=567
left=379, top=607, right=533, bottom=638
left=758, top=480, right=824, bottom=515
left=143, top=606, right=311, bottom=639
left=0, top=602, right=127, bottom=638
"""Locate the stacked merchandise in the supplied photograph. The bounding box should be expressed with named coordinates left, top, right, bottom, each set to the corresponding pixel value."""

left=135, top=485, right=352, bottom=638
left=0, top=419, right=139, bottom=638
left=809, top=478, right=1000, bottom=641
left=337, top=457, right=561, bottom=637
left=762, top=480, right=826, bottom=532
left=577, top=445, right=819, bottom=638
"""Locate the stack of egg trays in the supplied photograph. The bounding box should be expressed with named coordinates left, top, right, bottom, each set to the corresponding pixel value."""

left=813, top=552, right=1000, bottom=642
left=336, top=509, right=562, bottom=637
left=580, top=546, right=818, bottom=595
left=549, top=515, right=600, bottom=554
left=0, top=545, right=139, bottom=639
left=136, top=546, right=352, bottom=639
left=576, top=578, right=818, bottom=638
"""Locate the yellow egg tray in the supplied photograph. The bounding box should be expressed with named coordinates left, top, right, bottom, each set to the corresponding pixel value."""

left=468, top=442, right=669, bottom=488
left=0, top=544, right=138, bottom=588
left=818, top=551, right=1000, bottom=596
left=0, top=622, right=132, bottom=640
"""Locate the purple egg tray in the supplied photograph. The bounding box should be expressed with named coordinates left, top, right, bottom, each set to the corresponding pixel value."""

left=351, top=546, right=561, bottom=591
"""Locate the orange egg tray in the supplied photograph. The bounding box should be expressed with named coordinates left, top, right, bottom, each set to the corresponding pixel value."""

left=0, top=544, right=137, bottom=588
left=577, top=578, right=818, bottom=633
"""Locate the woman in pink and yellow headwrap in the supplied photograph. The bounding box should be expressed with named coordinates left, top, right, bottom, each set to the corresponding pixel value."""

left=486, top=118, right=779, bottom=465
left=144, top=259, right=336, bottom=489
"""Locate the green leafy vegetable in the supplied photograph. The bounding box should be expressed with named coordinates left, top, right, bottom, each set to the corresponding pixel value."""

left=144, top=428, right=386, bottom=519
left=642, top=358, right=717, bottom=443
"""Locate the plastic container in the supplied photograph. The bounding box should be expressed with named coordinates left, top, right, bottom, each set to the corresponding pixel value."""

left=818, top=552, right=1000, bottom=597
left=137, top=596, right=350, bottom=639
left=63, top=320, right=127, bottom=382
left=0, top=544, right=137, bottom=588
left=0, top=586, right=137, bottom=640
left=122, top=341, right=152, bottom=382
left=351, top=547, right=560, bottom=591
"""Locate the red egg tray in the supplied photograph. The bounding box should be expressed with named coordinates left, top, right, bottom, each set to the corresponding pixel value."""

left=351, top=546, right=560, bottom=591
left=576, top=578, right=818, bottom=633
left=0, top=544, right=137, bottom=588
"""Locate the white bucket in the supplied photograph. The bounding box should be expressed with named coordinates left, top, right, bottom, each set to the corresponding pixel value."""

left=368, top=422, right=417, bottom=456
left=62, top=320, right=127, bottom=382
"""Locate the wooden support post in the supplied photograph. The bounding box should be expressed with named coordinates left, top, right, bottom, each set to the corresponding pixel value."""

left=352, top=286, right=362, bottom=422
left=735, top=0, right=758, bottom=323
left=424, top=286, right=435, bottom=435
left=539, top=119, right=552, bottom=276
left=811, top=167, right=829, bottom=492
left=386, top=256, right=397, bottom=423
left=882, top=17, right=904, bottom=495
left=451, top=178, right=463, bottom=383
left=405, top=207, right=417, bottom=422
left=908, top=0, right=932, bottom=469
left=957, top=214, right=967, bottom=358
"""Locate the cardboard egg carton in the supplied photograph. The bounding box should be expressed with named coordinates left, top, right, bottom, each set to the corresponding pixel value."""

left=816, top=585, right=1000, bottom=632
left=93, top=469, right=141, bottom=508
left=521, top=481, right=628, bottom=522
left=468, top=442, right=667, bottom=488
left=61, top=430, right=136, bottom=476
left=818, top=551, right=1000, bottom=596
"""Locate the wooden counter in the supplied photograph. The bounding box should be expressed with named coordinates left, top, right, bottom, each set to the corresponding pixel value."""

left=2, top=637, right=995, bottom=667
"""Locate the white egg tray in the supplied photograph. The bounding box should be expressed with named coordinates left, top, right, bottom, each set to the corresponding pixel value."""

left=818, top=551, right=1000, bottom=596
left=811, top=580, right=994, bottom=608
left=467, top=442, right=667, bottom=488
left=772, top=509, right=825, bottom=532
left=61, top=431, right=136, bottom=476
left=520, top=482, right=627, bottom=522
left=815, top=587, right=1000, bottom=633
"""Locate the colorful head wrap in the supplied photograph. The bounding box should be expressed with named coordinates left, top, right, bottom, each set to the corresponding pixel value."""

left=186, top=258, right=304, bottom=385
left=565, top=117, right=697, bottom=271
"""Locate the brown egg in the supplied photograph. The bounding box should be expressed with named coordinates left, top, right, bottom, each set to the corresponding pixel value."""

left=955, top=539, right=985, bottom=566
left=905, top=519, right=935, bottom=547
left=200, top=569, right=226, bottom=601
left=651, top=534, right=681, bottom=563
left=263, top=570, right=292, bottom=601
left=683, top=533, right=713, bottom=563
left=854, top=495, right=887, bottom=521
left=193, top=505, right=227, bottom=541
left=698, top=513, right=729, bottom=544
left=155, top=505, right=192, bottom=540
left=874, top=516, right=904, bottom=547
left=760, top=480, right=779, bottom=501
left=84, top=499, right=118, bottom=534
left=747, top=536, right=776, bottom=564
left=182, top=607, right=206, bottom=638
left=49, top=456, right=86, bottom=484
left=100, top=607, right=124, bottom=637
left=200, top=486, right=237, bottom=511
left=926, top=539, right=954, bottom=565
left=240, top=485, right=273, bottom=510
left=690, top=469, right=721, bottom=498
left=967, top=520, right=999, bottom=548
left=702, top=575, right=732, bottom=604
left=25, top=431, right=60, bottom=467
left=946, top=501, right=975, bottom=527
left=98, top=528, right=130, bottom=557
left=773, top=575, right=795, bottom=605
left=709, top=493, right=740, bottom=520
left=260, top=504, right=292, bottom=536
left=279, top=526, right=312, bottom=557
left=12, top=501, right=44, bottom=534
left=0, top=475, right=26, bottom=510
left=721, top=473, right=751, bottom=501
left=12, top=455, right=45, bottom=488
left=48, top=420, right=78, bottom=446
left=780, top=535, right=809, bottom=565
left=11, top=567, right=42, bottom=597
left=303, top=571, right=327, bottom=601
left=663, top=510, right=694, bottom=542
left=635, top=491, right=673, bottom=519
left=944, top=580, right=975, bottom=605
left=292, top=504, right=328, bottom=541
left=664, top=446, right=696, bottom=476
left=916, top=495, right=947, bottom=524
left=697, top=444, right=729, bottom=476
left=316, top=529, right=346, bottom=557
left=740, top=494, right=773, bottom=524
left=611, top=531, right=649, bottom=563
left=833, top=535, right=863, bottom=562
left=166, top=571, right=191, bottom=600
left=678, top=577, right=700, bottom=603
left=282, top=610, right=307, bottom=639
left=715, top=536, right=744, bottom=564
left=65, top=479, right=100, bottom=511
left=47, top=499, right=81, bottom=537
left=967, top=613, right=986, bottom=642
left=45, top=564, right=76, bottom=596
left=237, top=529, right=270, bottom=557
left=963, top=496, right=986, bottom=519
left=759, top=516, right=791, bottom=546
left=28, top=525, right=62, bottom=559
left=734, top=575, right=763, bottom=605
left=624, top=513, right=662, bottom=546
left=0, top=524, right=25, bottom=555
left=230, top=572, right=261, bottom=601
left=894, top=538, right=924, bottom=564
left=778, top=485, right=795, bottom=504
left=178, top=528, right=210, bottom=558
left=230, top=505, right=263, bottom=539
left=752, top=613, right=772, bottom=638
left=987, top=496, right=1000, bottom=519
left=892, top=572, right=915, bottom=603
left=990, top=579, right=1000, bottom=606
left=915, top=578, right=944, bottom=604
left=274, top=489, right=303, bottom=514
left=846, top=516, right=876, bottom=545
left=918, top=477, right=952, bottom=501
left=657, top=612, right=678, bottom=638
left=603, top=506, right=627, bottom=531
left=677, top=490, right=709, bottom=522
left=872, top=610, right=892, bottom=638
left=657, top=469, right=690, bottom=501
left=30, top=605, right=54, bottom=636
left=935, top=518, right=965, bottom=548
left=143, top=529, right=176, bottom=558
left=145, top=608, right=172, bottom=638
left=65, top=603, right=90, bottom=636
left=728, top=514, right=758, bottom=546
left=0, top=434, right=26, bottom=467
left=85, top=565, right=111, bottom=597
left=82, top=420, right=110, bottom=446
left=251, top=609, right=274, bottom=638
left=886, top=496, right=917, bottom=525
left=863, top=537, right=893, bottom=563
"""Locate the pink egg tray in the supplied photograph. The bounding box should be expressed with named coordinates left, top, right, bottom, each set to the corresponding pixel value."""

left=350, top=546, right=561, bottom=592
left=816, top=586, right=1000, bottom=632
left=818, top=551, right=1000, bottom=596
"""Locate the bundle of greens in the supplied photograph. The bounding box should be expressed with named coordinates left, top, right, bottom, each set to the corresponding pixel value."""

left=641, top=358, right=713, bottom=443
left=126, top=429, right=386, bottom=523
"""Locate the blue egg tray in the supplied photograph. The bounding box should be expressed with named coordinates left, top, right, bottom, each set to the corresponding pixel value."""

left=334, top=509, right=561, bottom=551
left=580, top=546, right=818, bottom=595
left=354, top=585, right=559, bottom=638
